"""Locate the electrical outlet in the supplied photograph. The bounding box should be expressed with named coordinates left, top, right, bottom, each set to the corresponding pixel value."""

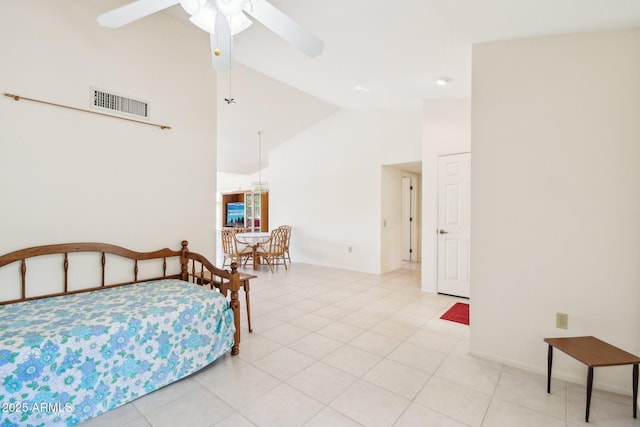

left=556, top=312, right=568, bottom=329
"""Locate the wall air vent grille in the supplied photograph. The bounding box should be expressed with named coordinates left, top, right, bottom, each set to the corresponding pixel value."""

left=91, top=88, right=149, bottom=120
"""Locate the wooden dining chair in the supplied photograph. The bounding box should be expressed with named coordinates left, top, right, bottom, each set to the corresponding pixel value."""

left=278, top=225, right=292, bottom=265
left=256, top=227, right=288, bottom=272
left=221, top=228, right=252, bottom=268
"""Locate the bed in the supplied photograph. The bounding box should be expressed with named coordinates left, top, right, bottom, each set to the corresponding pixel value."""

left=0, top=240, right=241, bottom=426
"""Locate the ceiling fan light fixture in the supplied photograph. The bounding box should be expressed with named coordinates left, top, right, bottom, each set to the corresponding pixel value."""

left=189, top=3, right=216, bottom=34
left=190, top=3, right=253, bottom=35
left=189, top=3, right=217, bottom=32
left=216, top=0, right=246, bottom=17
left=179, top=0, right=207, bottom=16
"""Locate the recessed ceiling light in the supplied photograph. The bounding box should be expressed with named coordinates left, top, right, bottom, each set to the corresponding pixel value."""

left=435, top=77, right=451, bottom=86
left=353, top=85, right=371, bottom=93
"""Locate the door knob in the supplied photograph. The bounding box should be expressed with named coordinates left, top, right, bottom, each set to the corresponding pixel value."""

left=439, top=229, right=448, bottom=234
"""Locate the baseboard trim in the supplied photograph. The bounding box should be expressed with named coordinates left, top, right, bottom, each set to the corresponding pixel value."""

left=468, top=350, right=634, bottom=397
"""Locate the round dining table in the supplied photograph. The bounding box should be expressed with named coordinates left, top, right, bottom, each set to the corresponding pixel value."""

left=235, top=232, right=271, bottom=270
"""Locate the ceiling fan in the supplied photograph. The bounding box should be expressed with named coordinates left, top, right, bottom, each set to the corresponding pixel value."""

left=97, top=0, right=324, bottom=70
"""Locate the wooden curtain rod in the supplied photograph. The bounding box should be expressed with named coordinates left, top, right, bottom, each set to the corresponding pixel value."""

left=3, top=93, right=171, bottom=130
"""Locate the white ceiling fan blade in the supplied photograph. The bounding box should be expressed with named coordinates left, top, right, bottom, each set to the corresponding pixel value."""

left=210, top=13, right=233, bottom=71
left=244, top=0, right=324, bottom=57
left=97, top=0, right=179, bottom=28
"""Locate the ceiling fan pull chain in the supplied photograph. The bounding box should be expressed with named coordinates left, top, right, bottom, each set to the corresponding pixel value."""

left=214, top=12, right=221, bottom=56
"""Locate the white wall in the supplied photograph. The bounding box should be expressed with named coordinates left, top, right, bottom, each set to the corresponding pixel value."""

left=268, top=109, right=421, bottom=274
left=421, top=99, right=471, bottom=292
left=471, top=28, right=640, bottom=394
left=0, top=1, right=218, bottom=272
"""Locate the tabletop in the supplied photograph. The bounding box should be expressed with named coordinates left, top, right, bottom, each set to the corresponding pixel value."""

left=236, top=232, right=270, bottom=245
left=544, top=336, right=640, bottom=367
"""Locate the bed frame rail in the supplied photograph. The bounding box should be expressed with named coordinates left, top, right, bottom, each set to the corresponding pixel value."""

left=0, top=242, right=182, bottom=303
left=0, top=240, right=242, bottom=354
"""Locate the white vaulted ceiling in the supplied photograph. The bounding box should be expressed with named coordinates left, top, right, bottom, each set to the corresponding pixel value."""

left=143, top=0, right=640, bottom=174
left=215, top=64, right=337, bottom=174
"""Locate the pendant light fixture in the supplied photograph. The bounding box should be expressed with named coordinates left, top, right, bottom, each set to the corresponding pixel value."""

left=251, top=131, right=268, bottom=194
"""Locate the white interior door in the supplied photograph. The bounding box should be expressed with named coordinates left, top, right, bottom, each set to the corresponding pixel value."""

left=437, top=153, right=471, bottom=298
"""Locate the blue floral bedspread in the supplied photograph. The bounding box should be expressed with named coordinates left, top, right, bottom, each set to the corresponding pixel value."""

left=0, top=279, right=235, bottom=426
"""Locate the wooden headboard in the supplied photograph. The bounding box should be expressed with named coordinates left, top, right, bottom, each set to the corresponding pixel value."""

left=0, top=240, right=242, bottom=354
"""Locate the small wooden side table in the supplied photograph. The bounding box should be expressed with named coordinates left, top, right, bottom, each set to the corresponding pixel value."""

left=196, top=270, right=258, bottom=333
left=544, top=336, right=640, bottom=422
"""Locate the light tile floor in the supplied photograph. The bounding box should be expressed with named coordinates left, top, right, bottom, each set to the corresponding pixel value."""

left=81, top=263, right=640, bottom=427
